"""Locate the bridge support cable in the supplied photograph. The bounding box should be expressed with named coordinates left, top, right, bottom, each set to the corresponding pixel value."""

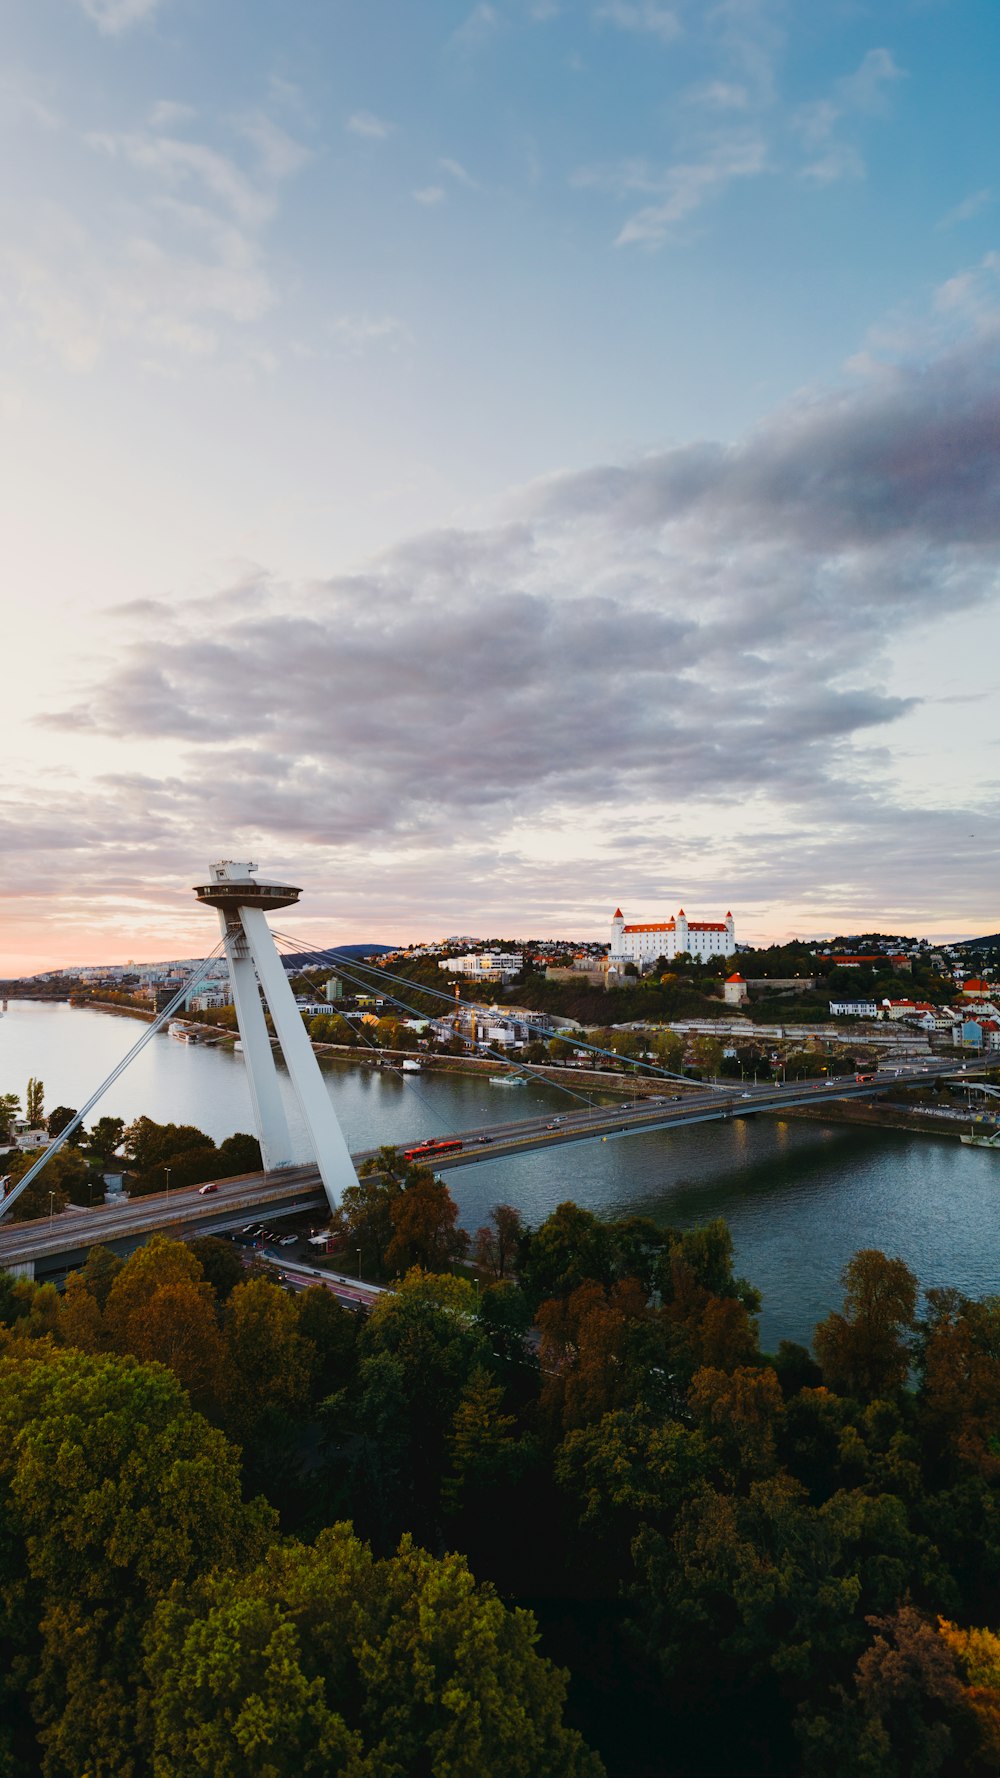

left=271, top=933, right=483, bottom=1142
left=272, top=932, right=717, bottom=1095
left=0, top=939, right=230, bottom=1220
left=274, top=937, right=602, bottom=1158
left=274, top=936, right=603, bottom=1111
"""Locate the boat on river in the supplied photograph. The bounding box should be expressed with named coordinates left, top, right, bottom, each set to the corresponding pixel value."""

left=960, top=1125, right=1000, bottom=1149
left=401, top=1059, right=421, bottom=1072
left=490, top=1074, right=527, bottom=1086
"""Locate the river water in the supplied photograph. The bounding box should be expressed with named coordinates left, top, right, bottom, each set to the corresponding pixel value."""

left=2, top=1000, right=997, bottom=1350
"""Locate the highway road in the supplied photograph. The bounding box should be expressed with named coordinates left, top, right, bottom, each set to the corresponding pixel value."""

left=0, top=1056, right=981, bottom=1279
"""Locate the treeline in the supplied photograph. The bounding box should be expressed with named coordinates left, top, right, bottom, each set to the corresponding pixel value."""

left=1, top=1112, right=260, bottom=1221
left=3, top=1177, right=1000, bottom=1776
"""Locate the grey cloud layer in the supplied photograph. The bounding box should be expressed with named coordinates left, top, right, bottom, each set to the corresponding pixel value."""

left=44, top=334, right=1000, bottom=872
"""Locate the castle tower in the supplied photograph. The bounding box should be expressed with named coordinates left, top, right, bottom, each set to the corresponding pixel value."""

left=194, top=860, right=359, bottom=1214
left=610, top=907, right=625, bottom=959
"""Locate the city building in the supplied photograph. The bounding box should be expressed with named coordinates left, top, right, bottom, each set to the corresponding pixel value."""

left=829, top=1000, right=879, bottom=1017
left=438, top=952, right=523, bottom=983
left=610, top=907, right=736, bottom=969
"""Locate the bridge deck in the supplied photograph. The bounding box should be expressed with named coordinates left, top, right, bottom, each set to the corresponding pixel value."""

left=0, top=1060, right=979, bottom=1278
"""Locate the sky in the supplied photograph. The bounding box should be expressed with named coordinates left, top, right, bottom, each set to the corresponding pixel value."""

left=2, top=0, right=999, bottom=973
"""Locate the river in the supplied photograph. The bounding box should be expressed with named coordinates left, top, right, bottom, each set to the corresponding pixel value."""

left=2, top=1000, right=997, bottom=1350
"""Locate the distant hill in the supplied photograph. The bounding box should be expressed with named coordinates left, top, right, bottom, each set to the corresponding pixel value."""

left=282, top=943, right=395, bottom=970
left=955, top=933, right=1000, bottom=951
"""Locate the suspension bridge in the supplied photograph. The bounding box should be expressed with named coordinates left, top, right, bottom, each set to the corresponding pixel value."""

left=0, top=860, right=984, bottom=1283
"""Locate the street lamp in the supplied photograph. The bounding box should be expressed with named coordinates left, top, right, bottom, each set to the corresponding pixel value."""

left=165, top=1166, right=171, bottom=1202
left=48, top=1190, right=55, bottom=1225
left=357, top=1247, right=362, bottom=1280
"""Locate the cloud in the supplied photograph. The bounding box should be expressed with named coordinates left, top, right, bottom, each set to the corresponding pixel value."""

left=148, top=100, right=196, bottom=129
left=28, top=326, right=998, bottom=945
left=345, top=110, right=393, bottom=140
left=448, top=4, right=501, bottom=55
left=440, top=156, right=479, bottom=188
left=683, top=80, right=750, bottom=110
left=413, top=185, right=446, bottom=206
left=329, top=313, right=411, bottom=351
left=4, top=110, right=308, bottom=371
left=835, top=47, right=906, bottom=115
left=77, top=0, right=164, bottom=33
left=575, top=134, right=767, bottom=246
left=594, top=2, right=681, bottom=47
left=939, top=189, right=992, bottom=230
left=794, top=47, right=906, bottom=184
left=0, top=70, right=61, bottom=131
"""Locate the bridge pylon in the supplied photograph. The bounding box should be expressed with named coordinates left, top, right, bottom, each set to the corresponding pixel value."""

left=194, top=860, right=358, bottom=1214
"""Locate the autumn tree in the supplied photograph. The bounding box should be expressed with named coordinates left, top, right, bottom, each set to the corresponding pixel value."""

left=474, top=1203, right=524, bottom=1280
left=814, top=1250, right=919, bottom=1402
left=801, top=1606, right=999, bottom=1778
left=917, top=1289, right=1000, bottom=1479
left=385, top=1173, right=470, bottom=1275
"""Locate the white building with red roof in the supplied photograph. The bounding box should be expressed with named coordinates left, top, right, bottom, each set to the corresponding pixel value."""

left=610, top=906, right=736, bottom=968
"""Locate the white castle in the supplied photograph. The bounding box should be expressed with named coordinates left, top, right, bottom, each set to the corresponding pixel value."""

left=610, top=905, right=736, bottom=969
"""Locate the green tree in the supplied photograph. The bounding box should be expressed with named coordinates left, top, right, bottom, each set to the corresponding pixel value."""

left=225, top=1278, right=316, bottom=1440
left=352, top=1272, right=491, bottom=1544
left=519, top=1202, right=614, bottom=1305
left=0, top=1090, right=21, bottom=1138
left=46, top=1105, right=79, bottom=1140
left=25, top=1077, right=44, bottom=1125
left=814, top=1250, right=919, bottom=1402
left=89, top=1114, right=126, bottom=1164
left=217, top=1130, right=263, bottom=1175
left=144, top=1524, right=604, bottom=1778
left=0, top=1344, right=274, bottom=1778
left=189, top=1234, right=245, bottom=1304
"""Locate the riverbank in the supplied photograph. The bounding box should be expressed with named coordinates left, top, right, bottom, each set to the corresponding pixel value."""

left=777, top=1098, right=981, bottom=1139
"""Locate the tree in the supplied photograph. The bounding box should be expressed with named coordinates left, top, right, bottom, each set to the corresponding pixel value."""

left=0, top=1344, right=274, bottom=1778
left=690, top=1036, right=723, bottom=1078
left=294, top=1285, right=359, bottom=1401
left=217, top=1130, right=263, bottom=1175
left=143, top=1524, right=604, bottom=1778
left=77, top=1243, right=124, bottom=1309
left=104, top=1235, right=209, bottom=1348
left=352, top=1272, right=491, bottom=1544
left=385, top=1174, right=470, bottom=1275
left=801, top=1607, right=997, bottom=1778
left=224, top=1278, right=316, bottom=1440
left=89, top=1115, right=126, bottom=1162
left=0, top=1091, right=21, bottom=1138
left=518, top=1202, right=614, bottom=1305
left=332, top=1166, right=403, bottom=1279
left=46, top=1105, right=79, bottom=1140
left=918, top=1289, right=1000, bottom=1479
left=0, top=1148, right=76, bottom=1221
left=650, top=1030, right=685, bottom=1073
left=688, top=1364, right=785, bottom=1483
left=127, top=1281, right=230, bottom=1418
left=445, top=1366, right=525, bottom=1502
left=474, top=1203, right=524, bottom=1280
left=25, top=1077, right=44, bottom=1126
left=189, top=1234, right=245, bottom=1304
left=814, top=1250, right=919, bottom=1402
